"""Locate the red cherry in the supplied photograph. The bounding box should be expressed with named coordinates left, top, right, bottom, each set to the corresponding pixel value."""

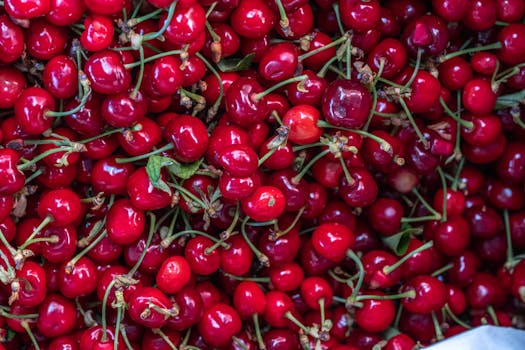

left=37, top=294, right=77, bottom=338
left=128, top=287, right=173, bottom=328
left=85, top=50, right=132, bottom=95
left=156, top=256, right=192, bottom=295
left=84, top=0, right=126, bottom=15
left=258, top=42, right=298, bottom=82
left=164, top=115, right=209, bottom=162
left=15, top=261, right=47, bottom=308
left=233, top=281, right=267, bottom=318
left=58, top=256, right=98, bottom=298
left=127, top=167, right=173, bottom=211
left=0, top=67, right=26, bottom=109
left=462, top=79, right=496, bottom=115
left=230, top=0, right=276, bottom=39
left=312, top=222, right=355, bottom=262
left=5, top=0, right=50, bottom=19
left=184, top=236, right=221, bottom=276
left=198, top=304, right=242, bottom=347
left=283, top=104, right=323, bottom=145
left=401, top=275, right=447, bottom=314
left=37, top=189, right=82, bottom=227
left=322, top=79, right=372, bottom=129
left=0, top=149, right=25, bottom=195
left=242, top=186, right=286, bottom=222
left=355, top=292, right=396, bottom=333
left=106, top=198, right=145, bottom=245
left=339, top=0, right=381, bottom=32
left=80, top=15, right=115, bottom=52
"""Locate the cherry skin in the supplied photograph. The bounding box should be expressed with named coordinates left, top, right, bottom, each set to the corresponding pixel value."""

left=127, top=167, right=173, bottom=211
left=432, top=0, right=470, bottom=21
left=26, top=19, right=68, bottom=61
left=164, top=115, right=209, bottom=163
left=367, top=38, right=408, bottom=79
left=5, top=0, right=50, bottom=19
left=106, top=198, right=145, bottom=245
left=258, top=42, right=298, bottom=82
left=163, top=3, right=206, bottom=46
left=242, top=186, right=286, bottom=222
left=149, top=56, right=184, bottom=97
left=80, top=15, right=114, bottom=52
left=258, top=226, right=302, bottom=267
left=233, top=281, right=267, bottom=319
left=156, top=256, right=192, bottom=295
left=401, top=70, right=442, bottom=114
left=46, top=0, right=85, bottom=26
left=37, top=294, right=77, bottom=338
left=184, top=236, right=221, bottom=276
left=355, top=292, right=396, bottom=333
left=37, top=189, right=82, bottom=227
left=401, top=275, right=447, bottom=314
left=438, top=57, right=473, bottom=91
left=220, top=234, right=254, bottom=276
left=117, top=117, right=162, bottom=156
left=84, top=50, right=132, bottom=95
left=275, top=3, right=315, bottom=39
left=300, top=276, right=333, bottom=310
left=339, top=167, right=378, bottom=208
left=0, top=149, right=25, bottom=195
left=462, top=79, right=496, bottom=115
left=198, top=304, right=242, bottom=347
left=15, top=261, right=47, bottom=308
left=263, top=291, right=295, bottom=328
left=0, top=67, right=26, bottom=109
left=283, top=104, right=323, bottom=145
left=0, top=15, right=25, bottom=64
left=362, top=250, right=402, bottom=289
left=84, top=0, right=126, bottom=14
left=498, top=23, right=525, bottom=65
left=339, top=0, right=381, bottom=32
left=402, top=14, right=448, bottom=58
left=230, top=0, right=276, bottom=39
left=322, top=79, right=372, bottom=129
left=58, top=256, right=98, bottom=299
left=166, top=286, right=204, bottom=331
left=225, top=77, right=269, bottom=128
left=311, top=222, right=355, bottom=262
left=128, top=287, right=173, bottom=328
left=92, top=156, right=135, bottom=195
left=43, top=55, right=78, bottom=100
left=217, top=144, right=259, bottom=177
left=15, top=87, right=56, bottom=136
left=367, top=198, right=404, bottom=236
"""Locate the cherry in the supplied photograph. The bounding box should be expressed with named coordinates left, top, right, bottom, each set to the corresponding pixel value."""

left=64, top=93, right=106, bottom=137
left=242, top=186, right=286, bottom=222
left=432, top=0, right=470, bottom=21
left=142, top=329, right=181, bottom=350
left=14, top=87, right=56, bottom=136
left=401, top=275, right=446, bottom=314
left=339, top=167, right=378, bottom=208
left=164, top=115, right=209, bottom=162
left=184, top=236, right=221, bottom=276
left=496, top=141, right=525, bottom=184
left=447, top=251, right=481, bottom=287
left=13, top=261, right=47, bottom=308
left=81, top=15, right=114, bottom=52
left=198, top=303, right=242, bottom=347
left=37, top=294, right=77, bottom=338
left=92, top=156, right=135, bottom=195
left=259, top=42, right=298, bottom=82
left=263, top=290, right=295, bottom=328
left=225, top=77, right=269, bottom=128
left=220, top=235, right=254, bottom=276
left=202, top=23, right=240, bottom=62
left=311, top=222, right=355, bottom=262
left=283, top=104, right=323, bottom=145
left=124, top=231, right=169, bottom=274
left=48, top=335, right=80, bottom=350
left=156, top=256, right=192, bottom=295
left=438, top=57, right=473, bottom=91
left=163, top=3, right=206, bottom=46
left=401, top=70, right=442, bottom=114
left=85, top=50, right=132, bottom=95
left=5, top=0, right=50, bottom=19
left=0, top=149, right=25, bottom=195
left=339, top=0, right=381, bottom=32
left=402, top=15, right=448, bottom=57
left=362, top=250, right=402, bottom=289
left=496, top=0, right=525, bottom=22
left=166, top=286, right=204, bottom=331
left=128, top=287, right=173, bottom=328
left=231, top=0, right=276, bottom=38
left=0, top=67, right=26, bottom=109
left=37, top=189, right=82, bottom=227
left=367, top=38, right=408, bottom=79
left=321, top=79, right=372, bottom=129
left=355, top=292, right=396, bottom=333
left=149, top=56, right=184, bottom=97
left=46, top=0, right=85, bottom=26
left=462, top=79, right=496, bottom=115
left=117, top=117, right=162, bottom=156
left=465, top=272, right=501, bottom=308
left=465, top=205, right=503, bottom=239
left=233, top=281, right=266, bottom=319
left=0, top=15, right=24, bottom=64
left=58, top=256, right=98, bottom=298
left=127, top=167, right=173, bottom=211
left=106, top=198, right=145, bottom=245
left=485, top=177, right=525, bottom=210
left=258, top=225, right=302, bottom=267
left=26, top=19, right=68, bottom=61
left=43, top=55, right=78, bottom=100
left=300, top=276, right=333, bottom=310
left=367, top=198, right=404, bottom=236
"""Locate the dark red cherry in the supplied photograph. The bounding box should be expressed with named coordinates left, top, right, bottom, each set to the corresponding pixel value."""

left=92, top=156, right=134, bottom=195
left=401, top=275, right=447, bottom=314
left=402, top=15, right=448, bottom=57
left=26, top=19, right=68, bottom=60
left=225, top=77, right=269, bottom=128
left=198, top=304, right=242, bottom=347
left=0, top=149, right=25, bottom=195
left=0, top=15, right=24, bottom=64
left=106, top=198, right=145, bottom=245
left=339, top=0, right=381, bottom=32
left=84, top=50, right=132, bottom=95
left=164, top=115, right=209, bottom=162
left=128, top=287, right=173, bottom=328
left=127, top=167, right=172, bottom=211
left=14, top=87, right=55, bottom=136
left=184, top=236, right=221, bottom=276
left=462, top=79, right=496, bottom=115
left=0, top=67, right=26, bottom=109
left=5, top=0, right=50, bottom=19
left=230, top=0, right=277, bottom=39
left=464, top=0, right=497, bottom=31
left=37, top=294, right=77, bottom=338
left=322, top=79, right=372, bottom=129
left=58, top=256, right=98, bottom=298
left=15, top=261, right=47, bottom=308
left=432, top=0, right=470, bottom=21
left=258, top=42, right=298, bottom=82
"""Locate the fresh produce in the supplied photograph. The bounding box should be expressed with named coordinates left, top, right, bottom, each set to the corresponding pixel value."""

left=0, top=0, right=524, bottom=349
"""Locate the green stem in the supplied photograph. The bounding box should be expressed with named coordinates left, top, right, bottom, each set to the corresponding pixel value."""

left=503, top=209, right=514, bottom=265
left=346, top=250, right=365, bottom=301
left=241, top=216, right=269, bottom=266
left=127, top=212, right=156, bottom=277
left=398, top=97, right=428, bottom=147
left=19, top=216, right=53, bottom=250
left=131, top=45, right=145, bottom=98
left=437, top=167, right=448, bottom=222
left=101, top=279, right=117, bottom=342
left=442, top=42, right=503, bottom=61
left=383, top=241, right=434, bottom=275
left=115, top=143, right=174, bottom=163
left=142, top=1, right=177, bottom=41
left=299, top=34, right=349, bottom=61
left=254, top=75, right=308, bottom=100
left=124, top=50, right=183, bottom=69
left=292, top=149, right=330, bottom=184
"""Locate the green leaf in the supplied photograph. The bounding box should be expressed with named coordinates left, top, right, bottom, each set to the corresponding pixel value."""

left=146, top=155, right=176, bottom=194
left=495, top=90, right=525, bottom=109
left=168, top=158, right=203, bottom=180
left=382, top=229, right=414, bottom=256
left=217, top=53, right=255, bottom=72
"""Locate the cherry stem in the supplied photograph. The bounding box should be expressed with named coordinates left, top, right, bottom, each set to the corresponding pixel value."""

left=285, top=311, right=310, bottom=333
left=67, top=229, right=107, bottom=272
left=441, top=42, right=503, bottom=61
left=127, top=212, right=156, bottom=277
left=101, top=279, right=117, bottom=342
left=114, top=306, right=123, bottom=350
left=23, top=235, right=59, bottom=246
left=437, top=167, right=448, bottom=222
left=223, top=273, right=270, bottom=283
left=292, top=142, right=324, bottom=152
left=439, top=97, right=473, bottom=129
left=120, top=326, right=135, bottom=350
left=444, top=304, right=471, bottom=329
left=486, top=305, right=499, bottom=326
left=273, top=206, right=305, bottom=239
left=318, top=56, right=339, bottom=78
left=503, top=209, right=515, bottom=266
left=0, top=309, right=38, bottom=319
left=254, top=75, right=308, bottom=101
left=153, top=328, right=179, bottom=350
left=332, top=3, right=345, bottom=36
left=409, top=187, right=441, bottom=219
left=129, top=6, right=162, bottom=25
left=0, top=249, right=15, bottom=283
left=24, top=169, right=42, bottom=185
left=401, top=49, right=422, bottom=93
left=398, top=97, right=429, bottom=147
left=431, top=311, right=444, bottom=341
left=299, top=34, right=349, bottom=61
left=18, top=144, right=84, bottom=171
left=131, top=45, right=145, bottom=98
left=356, top=290, right=416, bottom=301
left=142, top=1, right=177, bottom=41
left=45, top=77, right=91, bottom=117
left=292, top=149, right=330, bottom=184
left=317, top=121, right=393, bottom=153
left=161, top=229, right=228, bottom=250
left=346, top=250, right=365, bottom=301
left=383, top=240, right=434, bottom=275
left=0, top=230, right=16, bottom=256
left=241, top=216, right=270, bottom=267
left=195, top=52, right=223, bottom=120
left=258, top=144, right=280, bottom=167
left=339, top=155, right=355, bottom=186
left=431, top=262, right=454, bottom=277
left=274, top=0, right=291, bottom=36
left=451, top=157, right=465, bottom=192
left=124, top=50, right=183, bottom=69
left=18, top=216, right=53, bottom=251
left=253, top=314, right=266, bottom=350
left=22, top=321, right=40, bottom=350
left=116, top=143, right=174, bottom=163
left=172, top=184, right=208, bottom=213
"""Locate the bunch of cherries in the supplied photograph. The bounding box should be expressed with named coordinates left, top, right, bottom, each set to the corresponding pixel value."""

left=1, top=0, right=525, bottom=349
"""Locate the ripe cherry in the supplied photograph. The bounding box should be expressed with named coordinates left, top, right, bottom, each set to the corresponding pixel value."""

left=106, top=198, right=145, bottom=245
left=37, top=189, right=82, bottom=227
left=233, top=281, right=267, bottom=319
left=401, top=275, right=447, bottom=314
left=355, top=292, right=396, bottom=333
left=128, top=287, right=174, bottom=328
left=84, top=50, right=132, bottom=95
left=312, top=222, right=355, bottom=262
left=164, top=115, right=209, bottom=163
left=230, top=0, right=277, bottom=39
left=37, top=294, right=77, bottom=338
left=198, top=303, right=242, bottom=347
left=58, top=256, right=98, bottom=298
left=242, top=186, right=286, bottom=222
left=322, top=79, right=372, bottom=129
left=14, top=261, right=47, bottom=308
left=127, top=167, right=173, bottom=211
left=462, top=79, right=496, bottom=115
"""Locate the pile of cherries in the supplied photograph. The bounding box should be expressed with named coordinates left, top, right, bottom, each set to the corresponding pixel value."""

left=1, top=0, right=525, bottom=348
